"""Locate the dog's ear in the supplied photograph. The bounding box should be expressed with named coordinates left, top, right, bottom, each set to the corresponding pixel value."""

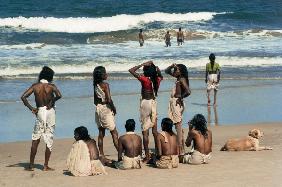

left=249, top=129, right=259, bottom=139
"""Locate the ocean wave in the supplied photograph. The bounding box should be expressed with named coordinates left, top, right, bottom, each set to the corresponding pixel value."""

left=0, top=12, right=225, bottom=33
left=86, top=29, right=282, bottom=43
left=0, top=43, right=46, bottom=50
left=1, top=56, right=282, bottom=77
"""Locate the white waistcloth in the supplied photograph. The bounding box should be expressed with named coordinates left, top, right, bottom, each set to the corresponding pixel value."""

left=32, top=106, right=55, bottom=151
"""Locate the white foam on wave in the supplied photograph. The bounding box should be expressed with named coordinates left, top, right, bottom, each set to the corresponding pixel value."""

left=0, top=12, right=225, bottom=33
left=0, top=43, right=46, bottom=50
left=1, top=56, right=281, bottom=77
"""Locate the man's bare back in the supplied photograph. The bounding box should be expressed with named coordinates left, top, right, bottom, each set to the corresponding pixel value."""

left=158, top=132, right=178, bottom=156
left=186, top=129, right=212, bottom=155
left=119, top=134, right=142, bottom=159
left=21, top=82, right=61, bottom=112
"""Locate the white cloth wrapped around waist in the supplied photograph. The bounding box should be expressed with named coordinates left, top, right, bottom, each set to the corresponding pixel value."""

left=115, top=155, right=142, bottom=170
left=182, top=150, right=212, bottom=165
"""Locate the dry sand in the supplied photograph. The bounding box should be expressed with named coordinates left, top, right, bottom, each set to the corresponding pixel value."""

left=1, top=122, right=282, bottom=187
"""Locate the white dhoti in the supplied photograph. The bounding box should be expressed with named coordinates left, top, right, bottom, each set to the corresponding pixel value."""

left=182, top=150, right=212, bottom=165
left=115, top=155, right=142, bottom=170
left=32, top=106, right=55, bottom=151
left=207, top=74, right=219, bottom=91
left=168, top=97, right=184, bottom=124
left=140, top=99, right=157, bottom=131
left=67, top=140, right=107, bottom=176
left=95, top=104, right=116, bottom=131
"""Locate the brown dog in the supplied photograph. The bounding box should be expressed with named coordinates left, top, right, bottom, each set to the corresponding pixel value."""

left=220, top=129, right=273, bottom=151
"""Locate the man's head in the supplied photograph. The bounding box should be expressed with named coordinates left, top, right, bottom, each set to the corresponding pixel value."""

left=125, top=119, right=135, bottom=132
left=139, top=29, right=143, bottom=33
left=74, top=126, right=90, bottom=141
left=38, top=66, right=54, bottom=82
left=209, top=53, right=215, bottom=63
left=161, top=118, right=173, bottom=132
left=167, top=31, right=169, bottom=34
left=190, top=114, right=208, bottom=138
left=179, top=27, right=181, bottom=31
left=93, top=66, right=107, bottom=85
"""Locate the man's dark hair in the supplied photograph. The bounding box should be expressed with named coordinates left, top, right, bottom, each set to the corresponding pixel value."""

left=74, top=126, right=91, bottom=141
left=179, top=27, right=181, bottom=31
left=38, top=66, right=54, bottom=82
left=143, top=63, right=160, bottom=96
left=190, top=114, right=208, bottom=138
left=209, top=53, right=216, bottom=62
left=139, top=29, right=143, bottom=33
left=161, top=118, right=173, bottom=133
left=93, top=66, right=106, bottom=86
left=125, top=119, right=135, bottom=132
left=176, top=64, right=189, bottom=88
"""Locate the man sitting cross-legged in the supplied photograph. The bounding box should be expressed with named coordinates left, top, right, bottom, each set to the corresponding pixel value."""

left=115, top=119, right=142, bottom=169
left=182, top=114, right=212, bottom=164
left=154, top=118, right=179, bottom=169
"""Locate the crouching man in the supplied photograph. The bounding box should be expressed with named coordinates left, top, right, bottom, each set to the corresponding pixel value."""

left=115, top=119, right=142, bottom=169
left=155, top=118, right=179, bottom=169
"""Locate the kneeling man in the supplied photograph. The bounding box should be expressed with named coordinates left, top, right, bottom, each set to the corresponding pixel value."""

left=182, top=114, right=212, bottom=164
left=115, top=119, right=142, bottom=169
left=155, top=118, right=179, bottom=169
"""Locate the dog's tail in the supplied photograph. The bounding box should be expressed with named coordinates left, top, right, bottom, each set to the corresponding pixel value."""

left=220, top=145, right=227, bottom=151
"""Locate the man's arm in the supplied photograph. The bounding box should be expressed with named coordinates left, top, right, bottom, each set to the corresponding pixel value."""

left=164, top=64, right=176, bottom=77
left=48, top=84, right=62, bottom=109
left=117, top=138, right=123, bottom=162
left=156, top=66, right=163, bottom=79
left=128, top=61, right=152, bottom=79
left=205, top=66, right=208, bottom=83
left=179, top=77, right=190, bottom=99
left=156, top=133, right=162, bottom=158
left=21, top=85, right=37, bottom=114
left=185, top=130, right=195, bottom=147
left=217, top=69, right=221, bottom=83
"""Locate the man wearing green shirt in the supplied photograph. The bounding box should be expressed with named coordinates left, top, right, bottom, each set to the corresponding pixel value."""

left=205, top=53, right=221, bottom=106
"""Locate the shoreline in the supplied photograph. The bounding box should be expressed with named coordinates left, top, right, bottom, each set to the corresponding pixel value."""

left=1, top=122, right=281, bottom=187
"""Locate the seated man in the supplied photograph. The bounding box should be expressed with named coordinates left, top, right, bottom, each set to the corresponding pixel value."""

left=155, top=118, right=179, bottom=169
left=67, top=126, right=107, bottom=176
left=115, top=119, right=142, bottom=169
left=182, top=114, right=212, bottom=164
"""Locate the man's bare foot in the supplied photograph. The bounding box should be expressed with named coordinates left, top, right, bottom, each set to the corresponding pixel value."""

left=43, top=165, right=55, bottom=171
left=25, top=165, right=34, bottom=171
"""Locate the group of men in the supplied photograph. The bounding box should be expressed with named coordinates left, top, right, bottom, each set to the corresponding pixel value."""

left=138, top=27, right=185, bottom=47
left=21, top=53, right=220, bottom=172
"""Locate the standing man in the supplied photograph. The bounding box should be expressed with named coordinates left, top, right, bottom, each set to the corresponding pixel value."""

left=205, top=53, right=221, bottom=106
left=21, top=66, right=62, bottom=171
left=115, top=119, right=142, bottom=169
left=164, top=31, right=171, bottom=47
left=177, top=27, right=184, bottom=46
left=139, top=29, right=144, bottom=47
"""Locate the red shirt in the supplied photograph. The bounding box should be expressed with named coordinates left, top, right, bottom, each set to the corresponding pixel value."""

left=138, top=75, right=162, bottom=92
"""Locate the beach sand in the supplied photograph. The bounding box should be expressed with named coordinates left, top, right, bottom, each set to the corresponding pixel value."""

left=1, top=122, right=282, bottom=187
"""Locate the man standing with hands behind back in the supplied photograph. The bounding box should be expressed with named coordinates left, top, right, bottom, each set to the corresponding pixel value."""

left=21, top=66, right=62, bottom=171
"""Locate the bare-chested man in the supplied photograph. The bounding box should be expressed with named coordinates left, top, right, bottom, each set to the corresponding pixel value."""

left=139, top=29, right=144, bottom=47
left=21, top=66, right=62, bottom=171
left=182, top=114, right=212, bottom=164
left=154, top=118, right=179, bottom=169
left=177, top=27, right=184, bottom=46
left=115, top=119, right=142, bottom=169
left=165, top=63, right=191, bottom=155
left=164, top=31, right=171, bottom=47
